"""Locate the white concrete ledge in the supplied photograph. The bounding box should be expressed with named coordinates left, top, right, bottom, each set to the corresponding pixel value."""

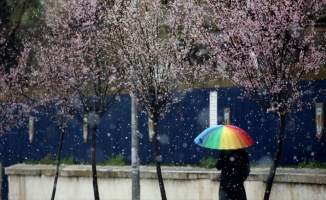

left=5, top=164, right=326, bottom=200
left=5, top=164, right=326, bottom=184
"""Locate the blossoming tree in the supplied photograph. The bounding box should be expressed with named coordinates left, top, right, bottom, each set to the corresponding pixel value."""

left=10, top=1, right=125, bottom=199
left=8, top=46, right=77, bottom=200
left=0, top=71, right=31, bottom=134
left=0, top=0, right=32, bottom=134
left=114, top=1, right=199, bottom=199
left=195, top=0, right=326, bottom=199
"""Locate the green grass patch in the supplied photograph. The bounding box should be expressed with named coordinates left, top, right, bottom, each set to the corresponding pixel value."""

left=199, top=157, right=216, bottom=169
left=24, top=154, right=78, bottom=165
left=39, top=154, right=55, bottom=164
left=61, top=156, right=77, bottom=165
left=297, top=159, right=326, bottom=169
left=101, top=154, right=126, bottom=166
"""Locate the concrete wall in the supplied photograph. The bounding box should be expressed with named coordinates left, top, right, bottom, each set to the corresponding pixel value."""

left=5, top=164, right=326, bottom=200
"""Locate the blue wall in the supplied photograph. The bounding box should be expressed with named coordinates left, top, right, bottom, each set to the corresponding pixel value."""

left=1, top=80, right=326, bottom=199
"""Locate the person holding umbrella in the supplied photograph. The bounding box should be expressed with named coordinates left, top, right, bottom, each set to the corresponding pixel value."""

left=194, top=124, right=253, bottom=200
left=216, top=149, right=250, bottom=200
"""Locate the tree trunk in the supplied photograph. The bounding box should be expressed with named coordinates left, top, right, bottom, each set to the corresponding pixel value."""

left=153, top=117, right=167, bottom=200
left=91, top=125, right=100, bottom=200
left=50, top=128, right=65, bottom=200
left=263, top=114, right=286, bottom=200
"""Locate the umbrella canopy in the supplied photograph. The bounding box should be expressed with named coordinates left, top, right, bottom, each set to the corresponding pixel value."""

left=194, top=125, right=254, bottom=150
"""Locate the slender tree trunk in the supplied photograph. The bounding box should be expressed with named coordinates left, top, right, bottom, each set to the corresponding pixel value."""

left=51, top=128, right=66, bottom=200
left=153, top=117, right=167, bottom=200
left=91, top=125, right=100, bottom=200
left=264, top=114, right=286, bottom=200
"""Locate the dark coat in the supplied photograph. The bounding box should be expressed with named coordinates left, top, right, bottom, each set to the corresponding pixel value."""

left=216, top=149, right=250, bottom=200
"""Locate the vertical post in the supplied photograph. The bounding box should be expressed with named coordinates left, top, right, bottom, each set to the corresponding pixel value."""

left=224, top=108, right=231, bottom=125
left=83, top=117, right=88, bottom=142
left=209, top=91, right=218, bottom=127
left=131, top=99, right=140, bottom=200
left=131, top=0, right=140, bottom=199
left=315, top=103, right=324, bottom=140
left=28, top=116, right=34, bottom=143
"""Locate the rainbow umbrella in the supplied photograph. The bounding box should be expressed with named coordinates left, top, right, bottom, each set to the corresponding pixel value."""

left=194, top=125, right=254, bottom=150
